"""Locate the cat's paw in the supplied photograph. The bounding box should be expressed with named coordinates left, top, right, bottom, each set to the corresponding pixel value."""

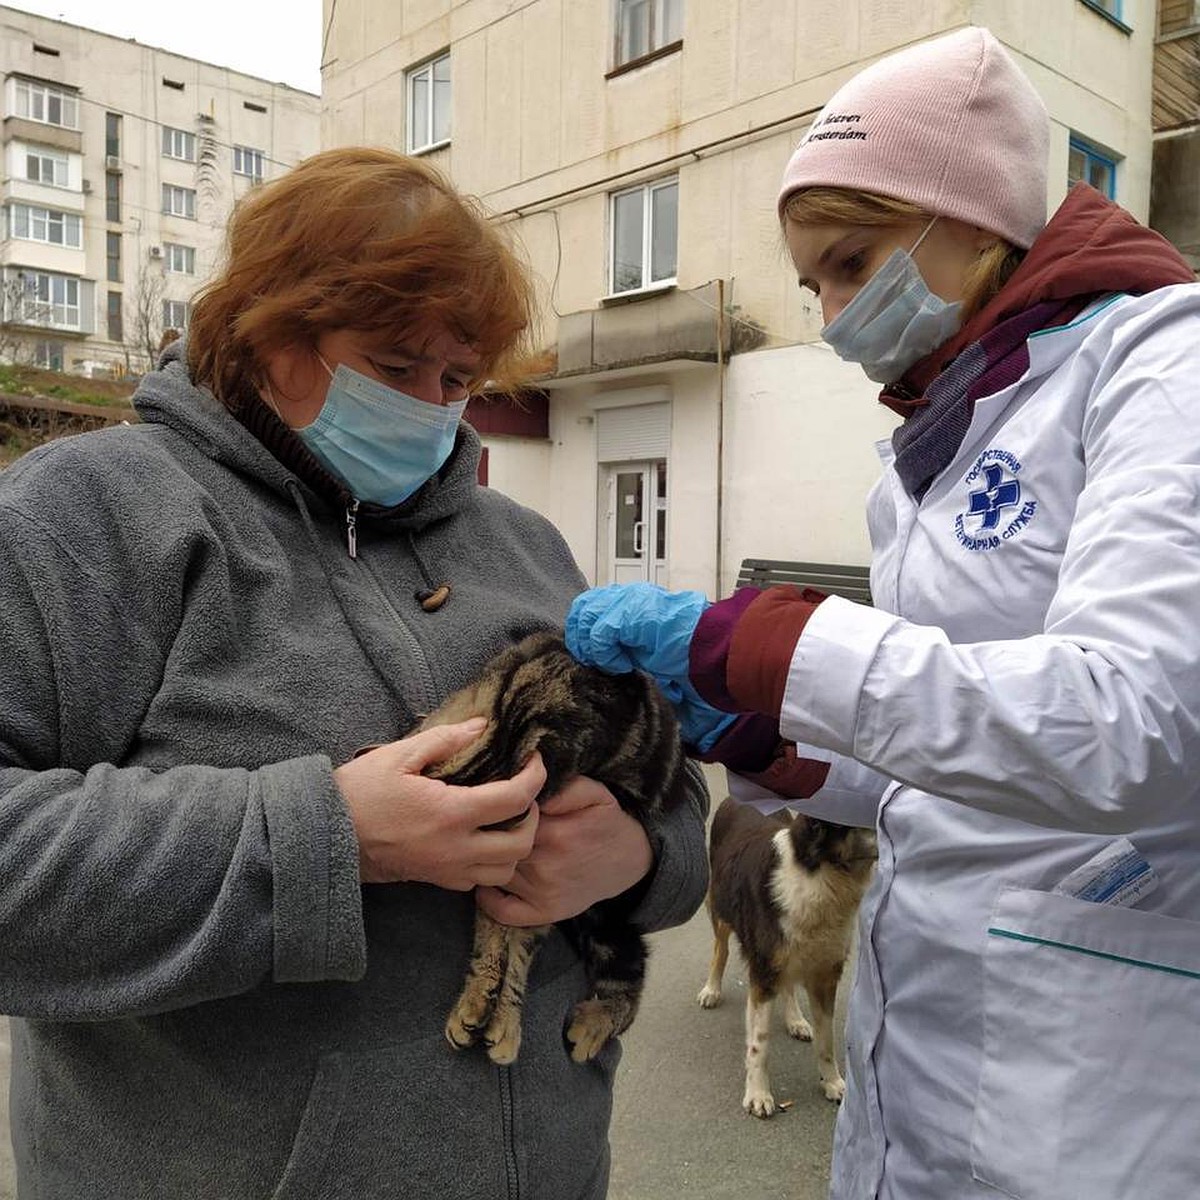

left=566, top=999, right=621, bottom=1062
left=444, top=985, right=495, bottom=1051
left=484, top=1006, right=522, bottom=1065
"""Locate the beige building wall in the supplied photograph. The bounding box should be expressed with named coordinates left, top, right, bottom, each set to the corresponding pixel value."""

left=323, top=0, right=1161, bottom=594
left=0, top=6, right=319, bottom=375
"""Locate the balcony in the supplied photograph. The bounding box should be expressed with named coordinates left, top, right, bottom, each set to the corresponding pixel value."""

left=2, top=115, right=82, bottom=155
left=1, top=271, right=95, bottom=337
left=1153, top=23, right=1200, bottom=131
left=1150, top=11, right=1200, bottom=268
left=552, top=280, right=745, bottom=382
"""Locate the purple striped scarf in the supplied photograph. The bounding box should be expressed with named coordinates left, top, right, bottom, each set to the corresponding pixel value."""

left=892, top=299, right=1084, bottom=500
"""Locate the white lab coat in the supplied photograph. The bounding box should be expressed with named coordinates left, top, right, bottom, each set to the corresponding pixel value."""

left=738, top=285, right=1200, bottom=1200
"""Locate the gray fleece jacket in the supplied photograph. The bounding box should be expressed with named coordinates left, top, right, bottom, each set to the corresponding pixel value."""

left=0, top=347, right=709, bottom=1199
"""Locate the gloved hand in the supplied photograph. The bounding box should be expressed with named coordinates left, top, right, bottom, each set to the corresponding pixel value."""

left=569, top=580, right=827, bottom=725
left=566, top=583, right=707, bottom=681
left=566, top=584, right=735, bottom=752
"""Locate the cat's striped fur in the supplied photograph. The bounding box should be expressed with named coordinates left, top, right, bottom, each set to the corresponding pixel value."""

left=418, top=630, right=691, bottom=1064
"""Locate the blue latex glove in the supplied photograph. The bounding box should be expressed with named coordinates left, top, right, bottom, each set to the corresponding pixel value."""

left=566, top=584, right=735, bottom=751
left=566, top=583, right=706, bottom=678
left=658, top=677, right=738, bottom=753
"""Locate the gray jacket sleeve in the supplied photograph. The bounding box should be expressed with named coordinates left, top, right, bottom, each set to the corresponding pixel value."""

left=0, top=504, right=365, bottom=1021
left=629, top=759, right=710, bottom=933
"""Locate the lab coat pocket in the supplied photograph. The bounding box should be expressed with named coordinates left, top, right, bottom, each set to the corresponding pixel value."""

left=970, top=886, right=1200, bottom=1200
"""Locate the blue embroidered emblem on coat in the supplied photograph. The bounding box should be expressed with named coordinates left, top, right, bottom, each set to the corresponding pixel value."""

left=955, top=451, right=1038, bottom=552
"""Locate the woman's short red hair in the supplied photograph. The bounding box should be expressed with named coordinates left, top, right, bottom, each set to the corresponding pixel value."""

left=187, top=147, right=537, bottom=404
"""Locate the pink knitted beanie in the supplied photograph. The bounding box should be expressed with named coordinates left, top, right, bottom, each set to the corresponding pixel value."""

left=778, top=27, right=1049, bottom=248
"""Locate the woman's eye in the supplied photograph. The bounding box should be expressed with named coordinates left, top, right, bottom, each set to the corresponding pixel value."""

left=843, top=251, right=866, bottom=276
left=371, top=360, right=412, bottom=379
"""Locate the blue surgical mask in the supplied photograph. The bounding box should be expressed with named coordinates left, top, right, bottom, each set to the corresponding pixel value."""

left=821, top=219, right=962, bottom=385
left=295, top=358, right=468, bottom=507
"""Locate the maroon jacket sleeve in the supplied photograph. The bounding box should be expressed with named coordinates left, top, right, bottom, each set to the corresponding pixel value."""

left=690, top=585, right=826, bottom=718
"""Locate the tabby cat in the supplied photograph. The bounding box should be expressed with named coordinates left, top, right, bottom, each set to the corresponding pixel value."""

left=418, top=630, right=691, bottom=1065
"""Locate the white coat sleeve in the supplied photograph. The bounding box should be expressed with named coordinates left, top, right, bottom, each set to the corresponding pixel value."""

left=779, top=290, right=1200, bottom=835
left=729, top=744, right=888, bottom=828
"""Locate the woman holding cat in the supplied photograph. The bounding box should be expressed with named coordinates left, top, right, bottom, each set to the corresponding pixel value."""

left=567, top=27, right=1200, bottom=1200
left=0, top=148, right=708, bottom=1199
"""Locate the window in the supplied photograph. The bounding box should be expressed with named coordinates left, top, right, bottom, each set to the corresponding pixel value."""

left=33, top=339, right=64, bottom=370
left=10, top=203, right=83, bottom=248
left=164, top=243, right=196, bottom=274
left=16, top=271, right=81, bottom=329
left=162, top=184, right=197, bottom=219
left=610, top=176, right=678, bottom=294
left=1068, top=136, right=1117, bottom=199
left=107, top=232, right=122, bottom=282
left=106, top=172, right=121, bottom=223
left=233, top=146, right=264, bottom=181
left=14, top=79, right=79, bottom=129
left=243, top=100, right=267, bottom=113
left=162, top=77, right=185, bottom=91
left=107, top=291, right=123, bottom=342
left=26, top=148, right=69, bottom=187
left=162, top=126, right=197, bottom=161
left=615, top=0, right=683, bottom=67
left=105, top=112, right=121, bottom=159
left=162, top=299, right=191, bottom=330
left=1081, top=0, right=1123, bottom=20
left=407, top=53, right=451, bottom=153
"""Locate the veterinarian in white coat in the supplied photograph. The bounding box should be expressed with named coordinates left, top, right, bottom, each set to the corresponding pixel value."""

left=566, top=27, right=1200, bottom=1200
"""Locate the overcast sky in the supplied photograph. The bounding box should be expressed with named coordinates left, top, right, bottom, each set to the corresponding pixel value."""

left=9, top=0, right=324, bottom=93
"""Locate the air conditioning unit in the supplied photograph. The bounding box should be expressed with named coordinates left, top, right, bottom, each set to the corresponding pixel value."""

left=105, top=155, right=121, bottom=171
left=149, top=245, right=163, bottom=258
left=81, top=178, right=92, bottom=194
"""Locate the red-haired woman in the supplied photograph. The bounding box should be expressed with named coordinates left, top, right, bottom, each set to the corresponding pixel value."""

left=0, top=148, right=708, bottom=1199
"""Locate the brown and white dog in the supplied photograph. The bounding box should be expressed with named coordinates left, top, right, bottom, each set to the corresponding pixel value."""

left=697, top=795, right=876, bottom=1116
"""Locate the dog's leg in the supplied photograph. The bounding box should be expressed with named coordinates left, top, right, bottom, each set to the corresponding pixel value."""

left=696, top=906, right=731, bottom=1009
left=782, top=986, right=813, bottom=1041
left=803, top=966, right=846, bottom=1102
left=483, top=925, right=546, bottom=1065
left=742, top=985, right=778, bottom=1118
left=445, top=912, right=509, bottom=1051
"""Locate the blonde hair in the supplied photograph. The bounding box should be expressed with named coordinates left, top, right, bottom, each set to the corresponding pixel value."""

left=781, top=187, right=1024, bottom=322
left=188, top=147, right=538, bottom=406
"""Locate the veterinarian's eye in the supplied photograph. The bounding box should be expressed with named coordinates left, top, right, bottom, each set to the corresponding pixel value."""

left=842, top=250, right=867, bottom=277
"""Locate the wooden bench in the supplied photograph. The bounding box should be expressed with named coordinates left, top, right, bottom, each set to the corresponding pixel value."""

left=735, top=558, right=872, bottom=606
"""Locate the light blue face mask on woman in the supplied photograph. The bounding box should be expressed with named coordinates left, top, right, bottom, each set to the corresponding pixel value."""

left=821, top=219, right=963, bottom=385
left=295, top=358, right=469, bottom=507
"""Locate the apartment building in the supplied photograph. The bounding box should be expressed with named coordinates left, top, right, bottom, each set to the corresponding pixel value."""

left=322, top=0, right=1167, bottom=594
left=0, top=5, right=319, bottom=376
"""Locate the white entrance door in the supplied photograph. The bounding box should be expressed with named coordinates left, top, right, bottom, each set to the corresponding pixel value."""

left=604, top=460, right=668, bottom=586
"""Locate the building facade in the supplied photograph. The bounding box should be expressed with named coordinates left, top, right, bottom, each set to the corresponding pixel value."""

left=322, top=0, right=1167, bottom=595
left=0, top=5, right=319, bottom=376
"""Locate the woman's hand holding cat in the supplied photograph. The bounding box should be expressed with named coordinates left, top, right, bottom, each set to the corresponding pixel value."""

left=336, top=719, right=545, bottom=888
left=476, top=776, right=653, bottom=926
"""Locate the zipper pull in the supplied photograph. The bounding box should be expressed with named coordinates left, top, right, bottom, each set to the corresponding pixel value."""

left=345, top=499, right=359, bottom=559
